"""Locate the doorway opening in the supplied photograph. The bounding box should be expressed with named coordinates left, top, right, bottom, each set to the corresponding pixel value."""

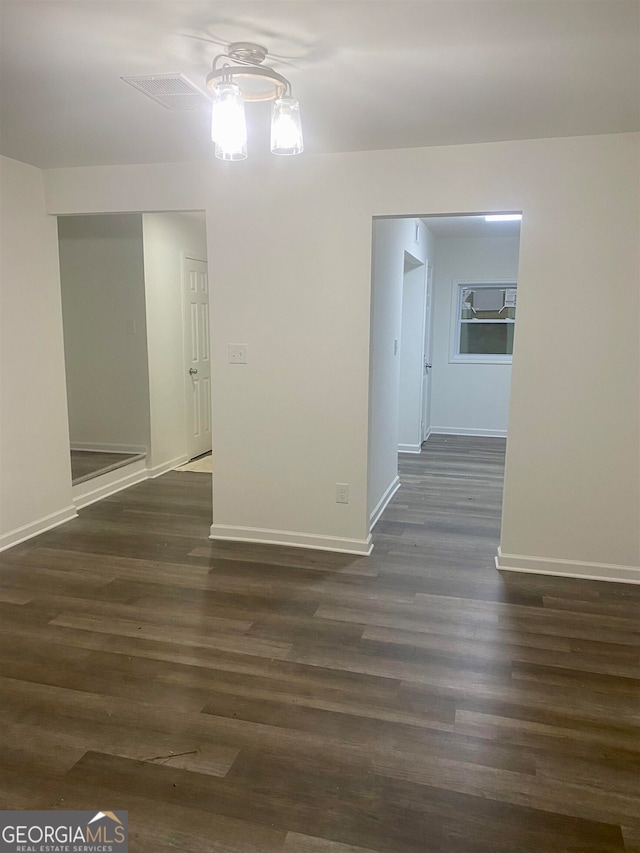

left=367, top=212, right=522, bottom=536
left=57, top=210, right=210, bottom=509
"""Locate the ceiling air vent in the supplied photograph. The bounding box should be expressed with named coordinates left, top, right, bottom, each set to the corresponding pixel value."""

left=121, top=73, right=211, bottom=110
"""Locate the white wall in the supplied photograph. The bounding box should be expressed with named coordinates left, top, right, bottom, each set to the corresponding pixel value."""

left=368, top=218, right=432, bottom=523
left=141, top=211, right=207, bottom=474
left=40, top=133, right=640, bottom=578
left=0, top=156, right=75, bottom=548
left=58, top=214, right=150, bottom=450
left=430, top=235, right=521, bottom=436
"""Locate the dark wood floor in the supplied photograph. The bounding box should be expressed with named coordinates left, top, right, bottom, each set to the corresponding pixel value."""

left=70, top=450, right=144, bottom=485
left=1, top=435, right=639, bottom=852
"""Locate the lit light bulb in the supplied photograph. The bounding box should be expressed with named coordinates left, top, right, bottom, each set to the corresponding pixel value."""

left=211, top=81, right=247, bottom=161
left=271, top=97, right=303, bottom=155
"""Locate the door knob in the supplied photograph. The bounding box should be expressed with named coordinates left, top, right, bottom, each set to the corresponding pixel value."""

left=425, top=362, right=432, bottom=370
left=189, top=368, right=198, bottom=375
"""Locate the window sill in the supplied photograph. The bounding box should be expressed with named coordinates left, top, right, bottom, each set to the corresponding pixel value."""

left=449, top=355, right=513, bottom=365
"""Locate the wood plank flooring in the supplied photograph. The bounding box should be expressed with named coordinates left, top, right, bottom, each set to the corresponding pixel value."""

left=1, top=435, right=638, bottom=852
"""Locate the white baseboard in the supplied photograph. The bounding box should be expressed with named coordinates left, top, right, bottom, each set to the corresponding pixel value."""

left=147, top=454, right=190, bottom=479
left=0, top=505, right=78, bottom=552
left=496, top=547, right=640, bottom=585
left=369, top=476, right=401, bottom=530
left=430, top=427, right=507, bottom=438
left=1, top=451, right=191, bottom=550
left=70, top=441, right=148, bottom=455
left=209, top=523, right=373, bottom=556
left=398, top=443, right=422, bottom=454
left=73, top=460, right=148, bottom=510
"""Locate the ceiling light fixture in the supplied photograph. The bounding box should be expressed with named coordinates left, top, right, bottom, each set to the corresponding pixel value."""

left=485, top=214, right=522, bottom=222
left=206, top=42, right=303, bottom=161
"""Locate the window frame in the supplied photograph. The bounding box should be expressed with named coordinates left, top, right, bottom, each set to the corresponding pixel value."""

left=449, top=279, right=517, bottom=365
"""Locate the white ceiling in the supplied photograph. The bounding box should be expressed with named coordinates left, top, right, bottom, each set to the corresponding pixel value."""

left=1, top=1, right=638, bottom=169
left=422, top=215, right=521, bottom=239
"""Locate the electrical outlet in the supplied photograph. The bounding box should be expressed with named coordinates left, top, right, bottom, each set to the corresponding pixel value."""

left=228, top=344, right=247, bottom=364
left=336, top=483, right=349, bottom=504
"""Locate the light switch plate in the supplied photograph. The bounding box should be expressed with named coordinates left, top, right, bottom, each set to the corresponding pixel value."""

left=228, top=344, right=247, bottom=364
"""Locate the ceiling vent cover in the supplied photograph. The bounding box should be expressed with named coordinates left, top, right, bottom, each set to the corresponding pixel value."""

left=121, top=73, right=211, bottom=110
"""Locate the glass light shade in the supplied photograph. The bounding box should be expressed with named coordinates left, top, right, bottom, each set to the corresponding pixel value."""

left=211, top=81, right=247, bottom=161
left=270, top=97, right=303, bottom=155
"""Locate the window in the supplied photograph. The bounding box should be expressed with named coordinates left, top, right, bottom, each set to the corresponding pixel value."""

left=450, top=281, right=516, bottom=363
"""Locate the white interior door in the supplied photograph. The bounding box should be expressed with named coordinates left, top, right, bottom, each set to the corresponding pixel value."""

left=183, top=256, right=211, bottom=459
left=421, top=263, right=433, bottom=441
left=398, top=255, right=427, bottom=452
